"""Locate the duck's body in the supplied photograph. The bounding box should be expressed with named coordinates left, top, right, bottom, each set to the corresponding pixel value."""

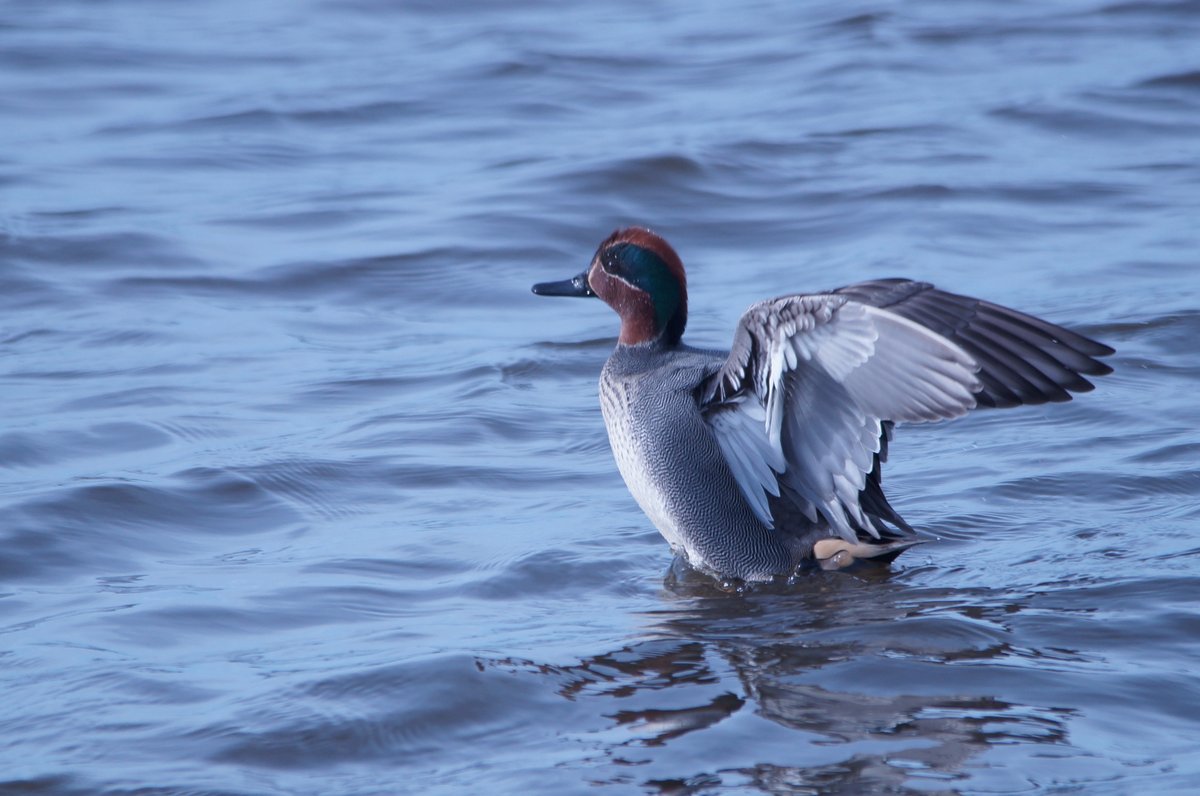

left=533, top=228, right=1113, bottom=582
left=600, top=343, right=796, bottom=579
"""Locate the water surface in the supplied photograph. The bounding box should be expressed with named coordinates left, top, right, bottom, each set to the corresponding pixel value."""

left=2, top=1, right=1199, bottom=793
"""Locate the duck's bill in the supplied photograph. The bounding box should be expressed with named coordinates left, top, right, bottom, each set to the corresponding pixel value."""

left=531, top=271, right=595, bottom=298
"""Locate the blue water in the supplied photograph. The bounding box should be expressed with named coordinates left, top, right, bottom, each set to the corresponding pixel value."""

left=2, top=1, right=1199, bottom=793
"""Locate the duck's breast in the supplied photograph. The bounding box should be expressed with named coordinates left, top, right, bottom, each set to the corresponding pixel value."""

left=597, top=348, right=791, bottom=578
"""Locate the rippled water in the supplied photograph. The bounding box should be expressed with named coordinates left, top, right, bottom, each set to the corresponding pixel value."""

left=2, top=1, right=1199, bottom=793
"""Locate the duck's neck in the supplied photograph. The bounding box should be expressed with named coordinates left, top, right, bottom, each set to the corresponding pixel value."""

left=617, top=303, right=666, bottom=346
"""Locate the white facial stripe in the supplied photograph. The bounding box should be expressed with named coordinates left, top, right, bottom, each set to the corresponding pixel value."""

left=592, top=261, right=642, bottom=296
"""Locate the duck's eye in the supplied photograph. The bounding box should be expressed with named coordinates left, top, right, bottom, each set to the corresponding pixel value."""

left=601, top=243, right=633, bottom=276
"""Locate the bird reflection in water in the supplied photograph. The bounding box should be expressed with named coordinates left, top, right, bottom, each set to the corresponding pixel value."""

left=480, top=571, right=1077, bottom=793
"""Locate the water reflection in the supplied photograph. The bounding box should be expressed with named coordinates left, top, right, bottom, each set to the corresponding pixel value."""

left=484, top=564, right=1078, bottom=793
left=610, top=692, right=746, bottom=748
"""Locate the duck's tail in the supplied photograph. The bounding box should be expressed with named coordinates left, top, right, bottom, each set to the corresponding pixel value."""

left=812, top=537, right=924, bottom=570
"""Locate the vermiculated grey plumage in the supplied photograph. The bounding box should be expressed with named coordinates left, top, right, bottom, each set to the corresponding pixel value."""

left=600, top=345, right=795, bottom=580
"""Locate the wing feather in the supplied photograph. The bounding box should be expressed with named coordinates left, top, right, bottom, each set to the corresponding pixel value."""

left=701, top=281, right=1113, bottom=545
left=702, top=294, right=980, bottom=542
left=707, top=399, right=782, bottom=527
left=834, top=278, right=1114, bottom=408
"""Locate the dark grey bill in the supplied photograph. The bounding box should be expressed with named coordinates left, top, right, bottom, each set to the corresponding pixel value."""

left=531, top=271, right=595, bottom=298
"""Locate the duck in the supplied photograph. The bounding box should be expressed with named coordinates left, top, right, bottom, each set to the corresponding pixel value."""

left=532, top=228, right=1114, bottom=582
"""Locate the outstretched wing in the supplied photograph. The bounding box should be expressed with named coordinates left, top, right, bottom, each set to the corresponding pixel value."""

left=833, top=279, right=1114, bottom=407
left=700, top=294, right=981, bottom=543
left=699, top=283, right=1113, bottom=544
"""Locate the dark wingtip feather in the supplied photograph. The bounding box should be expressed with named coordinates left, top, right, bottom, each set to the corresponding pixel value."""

left=836, top=278, right=1114, bottom=410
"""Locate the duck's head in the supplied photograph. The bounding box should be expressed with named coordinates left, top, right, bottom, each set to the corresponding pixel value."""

left=532, top=227, right=688, bottom=346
